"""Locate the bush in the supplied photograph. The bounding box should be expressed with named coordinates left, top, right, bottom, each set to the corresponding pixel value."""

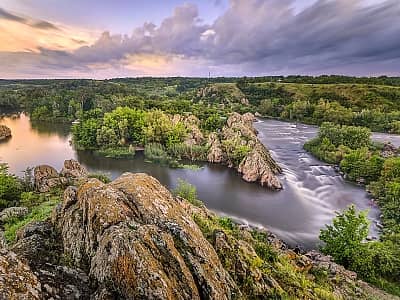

left=319, top=205, right=369, bottom=267
left=0, top=165, right=22, bottom=209
left=3, top=196, right=59, bottom=243
left=88, top=173, right=111, bottom=183
left=173, top=178, right=202, bottom=207
left=340, top=148, right=384, bottom=183
left=319, top=122, right=371, bottom=149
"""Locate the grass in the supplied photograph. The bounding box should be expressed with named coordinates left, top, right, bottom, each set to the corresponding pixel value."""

left=96, top=146, right=135, bottom=158
left=3, top=194, right=60, bottom=243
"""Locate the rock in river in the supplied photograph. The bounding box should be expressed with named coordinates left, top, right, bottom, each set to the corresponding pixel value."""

left=0, top=125, right=11, bottom=141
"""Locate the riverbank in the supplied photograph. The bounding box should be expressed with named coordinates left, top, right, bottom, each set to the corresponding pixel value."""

left=301, top=121, right=400, bottom=295
left=1, top=113, right=385, bottom=248
left=72, top=110, right=283, bottom=189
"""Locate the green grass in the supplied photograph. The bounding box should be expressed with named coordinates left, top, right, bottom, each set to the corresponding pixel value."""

left=3, top=195, right=59, bottom=243
left=95, top=146, right=135, bottom=158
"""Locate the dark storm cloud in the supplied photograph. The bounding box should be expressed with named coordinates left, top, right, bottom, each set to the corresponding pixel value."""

left=1, top=0, right=400, bottom=77
left=0, top=7, right=60, bottom=30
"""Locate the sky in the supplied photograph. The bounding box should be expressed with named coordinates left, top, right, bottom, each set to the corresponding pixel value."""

left=0, top=0, right=398, bottom=78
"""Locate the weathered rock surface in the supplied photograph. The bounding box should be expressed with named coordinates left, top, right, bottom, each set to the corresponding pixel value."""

left=238, top=143, right=282, bottom=189
left=207, top=132, right=226, bottom=163
left=11, top=221, right=92, bottom=299
left=60, top=159, right=88, bottom=179
left=208, top=112, right=282, bottom=189
left=34, top=159, right=87, bottom=192
left=34, top=165, right=65, bottom=192
left=54, top=173, right=238, bottom=299
left=0, top=206, right=29, bottom=223
left=0, top=248, right=42, bottom=300
left=172, top=114, right=205, bottom=146
left=0, top=124, right=11, bottom=141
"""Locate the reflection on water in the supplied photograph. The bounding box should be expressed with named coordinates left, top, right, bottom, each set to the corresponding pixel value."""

left=1, top=114, right=397, bottom=248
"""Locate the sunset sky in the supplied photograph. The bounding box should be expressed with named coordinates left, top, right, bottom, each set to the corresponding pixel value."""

left=0, top=0, right=398, bottom=78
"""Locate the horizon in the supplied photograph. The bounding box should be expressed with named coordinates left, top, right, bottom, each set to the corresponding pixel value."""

left=1, top=0, right=399, bottom=78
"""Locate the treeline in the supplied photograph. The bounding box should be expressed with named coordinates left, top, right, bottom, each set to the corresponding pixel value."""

left=2, top=77, right=400, bottom=134
left=238, top=82, right=400, bottom=133
left=305, top=123, right=400, bottom=295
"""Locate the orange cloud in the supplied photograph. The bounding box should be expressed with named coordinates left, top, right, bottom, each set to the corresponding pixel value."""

left=0, top=18, right=98, bottom=52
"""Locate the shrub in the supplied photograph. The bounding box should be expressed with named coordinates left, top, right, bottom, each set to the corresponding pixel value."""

left=319, top=122, right=371, bottom=149
left=173, top=178, right=202, bottom=207
left=319, top=205, right=369, bottom=267
left=0, top=165, right=22, bottom=209
left=340, top=148, right=384, bottom=183
left=88, top=173, right=111, bottom=183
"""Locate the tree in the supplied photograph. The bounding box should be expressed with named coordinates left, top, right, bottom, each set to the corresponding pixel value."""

left=0, top=164, right=22, bottom=209
left=319, top=205, right=369, bottom=267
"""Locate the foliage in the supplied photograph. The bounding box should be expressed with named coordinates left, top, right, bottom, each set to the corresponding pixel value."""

left=173, top=178, right=202, bottom=207
left=319, top=122, right=371, bottom=149
left=222, top=138, right=251, bottom=166
left=340, top=148, right=384, bottom=183
left=167, top=143, right=209, bottom=161
left=0, top=164, right=23, bottom=209
left=320, top=205, right=370, bottom=267
left=320, top=206, right=400, bottom=294
left=88, top=173, right=111, bottom=183
left=95, top=146, right=135, bottom=158
left=3, top=195, right=59, bottom=243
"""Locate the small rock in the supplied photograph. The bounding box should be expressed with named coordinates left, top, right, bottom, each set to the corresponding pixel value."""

left=0, top=206, right=29, bottom=223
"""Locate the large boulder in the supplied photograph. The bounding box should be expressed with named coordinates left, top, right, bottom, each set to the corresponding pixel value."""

left=238, top=143, right=282, bottom=190
left=54, top=173, right=239, bottom=299
left=11, top=221, right=92, bottom=299
left=60, top=159, right=88, bottom=179
left=0, top=249, right=42, bottom=300
left=0, top=125, right=11, bottom=141
left=34, top=165, right=65, bottom=192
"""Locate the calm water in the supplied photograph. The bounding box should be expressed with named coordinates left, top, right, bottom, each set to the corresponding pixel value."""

left=2, top=114, right=397, bottom=248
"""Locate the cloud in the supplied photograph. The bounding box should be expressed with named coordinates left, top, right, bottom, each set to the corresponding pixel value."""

left=0, top=7, right=60, bottom=30
left=1, top=0, right=400, bottom=78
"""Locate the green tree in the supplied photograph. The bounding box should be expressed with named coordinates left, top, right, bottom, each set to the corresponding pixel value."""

left=0, top=164, right=22, bottom=209
left=320, top=205, right=369, bottom=267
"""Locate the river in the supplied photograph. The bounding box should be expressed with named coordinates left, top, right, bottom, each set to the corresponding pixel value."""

left=2, top=114, right=398, bottom=248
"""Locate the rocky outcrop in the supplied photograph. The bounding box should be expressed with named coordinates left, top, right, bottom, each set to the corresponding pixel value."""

left=10, top=221, right=92, bottom=299
left=207, top=112, right=282, bottom=189
left=238, top=143, right=282, bottom=189
left=0, top=167, right=395, bottom=299
left=0, top=207, right=29, bottom=223
left=172, top=114, right=205, bottom=146
left=207, top=133, right=226, bottom=163
left=0, top=249, right=42, bottom=300
left=34, top=159, right=87, bottom=192
left=0, top=124, right=11, bottom=141
left=53, top=173, right=238, bottom=299
left=60, top=159, right=88, bottom=179
left=34, top=165, right=65, bottom=192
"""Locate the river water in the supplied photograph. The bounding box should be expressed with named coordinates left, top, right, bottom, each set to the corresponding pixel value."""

left=2, top=114, right=398, bottom=248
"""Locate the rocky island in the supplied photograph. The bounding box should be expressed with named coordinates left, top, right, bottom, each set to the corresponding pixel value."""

left=0, top=160, right=394, bottom=299
left=0, top=124, right=11, bottom=141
